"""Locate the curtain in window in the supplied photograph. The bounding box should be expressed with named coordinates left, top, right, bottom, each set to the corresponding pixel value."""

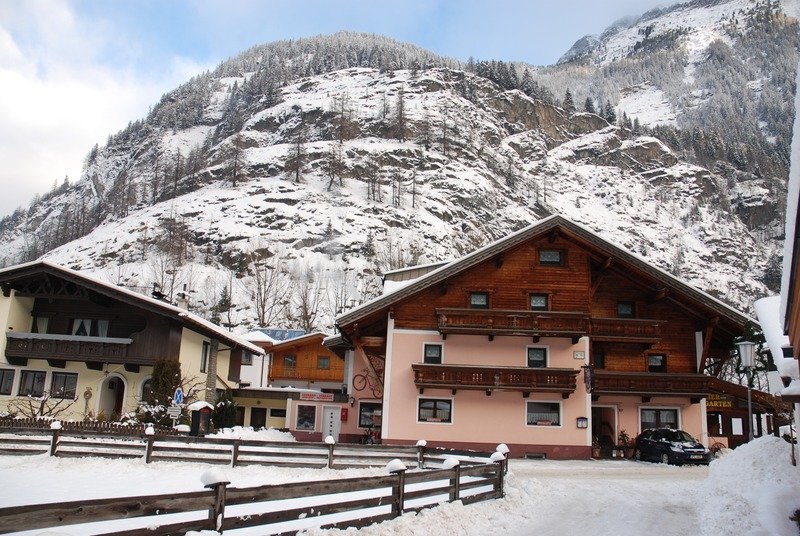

left=72, top=319, right=91, bottom=336
left=35, top=317, right=49, bottom=334
left=97, top=319, right=109, bottom=337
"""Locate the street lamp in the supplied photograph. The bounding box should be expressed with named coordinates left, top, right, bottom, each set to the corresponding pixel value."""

left=736, top=340, right=756, bottom=442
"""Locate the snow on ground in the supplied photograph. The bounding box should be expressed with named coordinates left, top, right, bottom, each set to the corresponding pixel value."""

left=1, top=439, right=798, bottom=535
left=206, top=425, right=296, bottom=441
left=616, top=83, right=677, bottom=128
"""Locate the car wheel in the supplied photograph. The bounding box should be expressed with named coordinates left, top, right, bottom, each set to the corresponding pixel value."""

left=660, top=453, right=670, bottom=465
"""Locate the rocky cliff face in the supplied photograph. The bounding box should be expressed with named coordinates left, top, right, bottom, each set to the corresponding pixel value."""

left=0, top=32, right=784, bottom=331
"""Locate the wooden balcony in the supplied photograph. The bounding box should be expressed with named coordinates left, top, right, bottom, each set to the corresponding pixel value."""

left=435, top=308, right=661, bottom=343
left=590, top=318, right=662, bottom=343
left=5, top=332, right=140, bottom=365
left=270, top=366, right=345, bottom=383
left=436, top=308, right=589, bottom=341
left=412, top=363, right=579, bottom=398
left=591, top=370, right=712, bottom=398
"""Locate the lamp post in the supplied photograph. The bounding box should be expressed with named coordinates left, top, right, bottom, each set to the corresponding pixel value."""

left=736, top=341, right=756, bottom=442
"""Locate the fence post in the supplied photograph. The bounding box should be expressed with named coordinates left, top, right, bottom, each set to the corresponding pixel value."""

left=49, top=422, right=62, bottom=457
left=443, top=458, right=461, bottom=502
left=325, top=435, right=335, bottom=469
left=145, top=435, right=155, bottom=463
left=416, top=439, right=427, bottom=469
left=387, top=459, right=407, bottom=518
left=231, top=440, right=240, bottom=467
left=490, top=451, right=506, bottom=498
left=204, top=480, right=229, bottom=534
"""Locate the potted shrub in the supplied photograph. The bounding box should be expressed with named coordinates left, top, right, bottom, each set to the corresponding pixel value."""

left=617, top=430, right=634, bottom=458
left=592, top=436, right=601, bottom=458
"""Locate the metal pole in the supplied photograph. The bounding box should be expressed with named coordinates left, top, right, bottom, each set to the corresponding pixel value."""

left=746, top=368, right=753, bottom=442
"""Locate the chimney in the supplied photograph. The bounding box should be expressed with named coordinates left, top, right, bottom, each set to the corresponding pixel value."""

left=176, top=284, right=189, bottom=310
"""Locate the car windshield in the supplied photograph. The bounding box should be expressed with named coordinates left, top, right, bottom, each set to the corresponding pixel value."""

left=664, top=430, right=695, bottom=443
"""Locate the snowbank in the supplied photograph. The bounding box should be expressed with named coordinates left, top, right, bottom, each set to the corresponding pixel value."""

left=206, top=426, right=296, bottom=442
left=699, top=436, right=800, bottom=536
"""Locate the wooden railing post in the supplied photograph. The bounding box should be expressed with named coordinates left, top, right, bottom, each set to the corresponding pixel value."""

left=388, top=459, right=407, bottom=518
left=231, top=439, right=240, bottom=467
left=490, top=451, right=506, bottom=498
left=325, top=436, right=335, bottom=469
left=416, top=439, right=427, bottom=469
left=145, top=435, right=155, bottom=463
left=205, top=481, right=229, bottom=533
left=443, top=458, right=461, bottom=502
left=49, top=422, right=62, bottom=457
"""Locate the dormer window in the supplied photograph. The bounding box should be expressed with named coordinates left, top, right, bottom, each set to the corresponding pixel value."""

left=469, top=292, right=489, bottom=309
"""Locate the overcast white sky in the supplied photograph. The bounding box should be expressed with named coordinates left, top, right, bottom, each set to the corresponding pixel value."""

left=0, top=0, right=675, bottom=218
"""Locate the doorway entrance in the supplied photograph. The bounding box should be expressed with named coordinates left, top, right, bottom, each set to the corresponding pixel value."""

left=322, top=406, right=341, bottom=441
left=98, top=374, right=126, bottom=420
left=592, top=406, right=616, bottom=452
left=250, top=407, right=267, bottom=429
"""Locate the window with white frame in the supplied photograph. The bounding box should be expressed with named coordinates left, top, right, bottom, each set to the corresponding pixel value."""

left=640, top=408, right=678, bottom=430
left=526, top=401, right=561, bottom=426
left=418, top=398, right=452, bottom=423
left=527, top=347, right=547, bottom=368
left=423, top=344, right=443, bottom=364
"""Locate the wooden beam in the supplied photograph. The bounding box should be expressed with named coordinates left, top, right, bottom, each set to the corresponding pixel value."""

left=647, top=287, right=669, bottom=304
left=548, top=230, right=559, bottom=243
left=589, top=260, right=612, bottom=297
left=698, top=321, right=716, bottom=373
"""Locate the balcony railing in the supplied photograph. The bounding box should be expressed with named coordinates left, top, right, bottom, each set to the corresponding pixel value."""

left=591, top=370, right=712, bottom=397
left=270, top=366, right=345, bottom=383
left=590, top=318, right=662, bottom=343
left=5, top=332, right=139, bottom=364
left=412, top=363, right=579, bottom=397
left=435, top=308, right=661, bottom=343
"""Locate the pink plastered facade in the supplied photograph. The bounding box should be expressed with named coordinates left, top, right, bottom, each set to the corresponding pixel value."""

left=381, top=328, right=591, bottom=458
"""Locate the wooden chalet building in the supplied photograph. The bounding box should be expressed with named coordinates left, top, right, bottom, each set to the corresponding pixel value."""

left=233, top=331, right=347, bottom=431
left=321, top=215, right=774, bottom=458
left=0, top=261, right=263, bottom=421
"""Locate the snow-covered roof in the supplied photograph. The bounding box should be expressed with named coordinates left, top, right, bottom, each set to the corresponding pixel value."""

left=780, top=62, right=800, bottom=325
left=0, top=260, right=264, bottom=355
left=267, top=331, right=330, bottom=350
left=754, top=296, right=797, bottom=380
left=337, top=214, right=755, bottom=329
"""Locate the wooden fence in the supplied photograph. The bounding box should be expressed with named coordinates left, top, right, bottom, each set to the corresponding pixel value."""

left=0, top=444, right=505, bottom=535
left=0, top=417, right=179, bottom=436
left=0, top=428, right=490, bottom=469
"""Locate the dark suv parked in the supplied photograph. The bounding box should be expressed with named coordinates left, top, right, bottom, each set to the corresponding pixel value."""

left=634, top=428, right=711, bottom=465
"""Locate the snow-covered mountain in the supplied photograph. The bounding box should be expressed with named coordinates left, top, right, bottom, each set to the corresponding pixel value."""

left=0, top=24, right=788, bottom=331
